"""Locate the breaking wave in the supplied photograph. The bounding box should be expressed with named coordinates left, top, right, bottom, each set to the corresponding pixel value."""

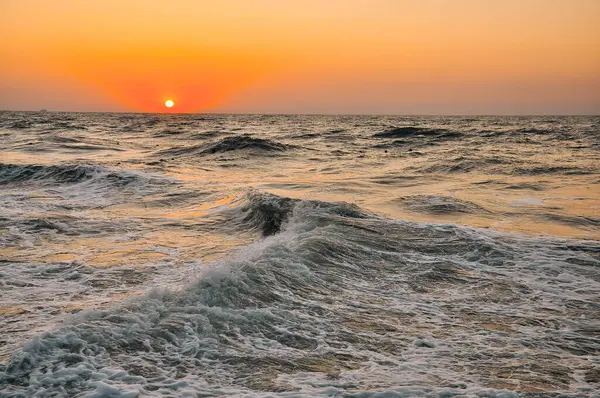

left=1, top=191, right=598, bottom=396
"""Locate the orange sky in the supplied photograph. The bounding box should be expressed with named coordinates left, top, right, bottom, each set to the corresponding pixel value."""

left=1, top=0, right=599, bottom=114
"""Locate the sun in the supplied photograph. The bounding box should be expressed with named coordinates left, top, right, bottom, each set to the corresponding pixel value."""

left=165, top=99, right=174, bottom=108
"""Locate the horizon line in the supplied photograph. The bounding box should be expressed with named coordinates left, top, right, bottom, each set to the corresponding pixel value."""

left=1, top=109, right=599, bottom=117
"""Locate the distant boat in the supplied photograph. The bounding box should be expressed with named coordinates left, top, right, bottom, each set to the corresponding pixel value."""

left=39, top=109, right=48, bottom=113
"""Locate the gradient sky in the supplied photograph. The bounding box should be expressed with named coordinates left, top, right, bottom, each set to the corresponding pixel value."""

left=1, top=0, right=599, bottom=114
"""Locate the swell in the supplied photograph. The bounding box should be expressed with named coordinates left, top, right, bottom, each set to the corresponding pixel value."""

left=199, top=135, right=295, bottom=154
left=0, top=163, right=155, bottom=187
left=536, top=213, right=600, bottom=229
left=373, top=126, right=463, bottom=140
left=512, top=165, right=593, bottom=176
left=158, top=135, right=297, bottom=157
left=8, top=121, right=32, bottom=129
left=397, top=195, right=490, bottom=214
left=418, top=157, right=592, bottom=176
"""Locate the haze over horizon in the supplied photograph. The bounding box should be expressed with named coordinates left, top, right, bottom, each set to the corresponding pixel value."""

left=1, top=0, right=599, bottom=114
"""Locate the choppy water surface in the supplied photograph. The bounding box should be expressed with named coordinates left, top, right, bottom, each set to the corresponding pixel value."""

left=0, top=112, right=599, bottom=397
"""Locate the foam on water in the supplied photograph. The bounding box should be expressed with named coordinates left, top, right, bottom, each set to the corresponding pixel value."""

left=2, top=192, right=599, bottom=396
left=0, top=112, right=599, bottom=396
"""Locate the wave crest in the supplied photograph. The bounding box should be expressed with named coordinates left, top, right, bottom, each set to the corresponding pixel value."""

left=159, top=135, right=296, bottom=157
left=215, top=191, right=367, bottom=237
left=0, top=163, right=150, bottom=187
left=398, top=195, right=490, bottom=214
left=373, top=126, right=463, bottom=140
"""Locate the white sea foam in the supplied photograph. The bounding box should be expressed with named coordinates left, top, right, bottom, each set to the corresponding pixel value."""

left=1, top=113, right=599, bottom=396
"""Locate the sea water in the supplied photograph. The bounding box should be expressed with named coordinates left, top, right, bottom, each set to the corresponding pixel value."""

left=0, top=113, right=599, bottom=397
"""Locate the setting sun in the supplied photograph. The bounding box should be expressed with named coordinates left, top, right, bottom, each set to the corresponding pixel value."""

left=1, top=1, right=599, bottom=396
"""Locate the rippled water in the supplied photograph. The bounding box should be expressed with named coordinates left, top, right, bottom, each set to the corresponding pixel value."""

left=0, top=112, right=599, bottom=397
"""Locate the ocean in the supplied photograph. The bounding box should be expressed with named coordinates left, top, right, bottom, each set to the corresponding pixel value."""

left=0, top=112, right=598, bottom=397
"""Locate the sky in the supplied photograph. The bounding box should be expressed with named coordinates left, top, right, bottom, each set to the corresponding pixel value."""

left=1, top=0, right=599, bottom=114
